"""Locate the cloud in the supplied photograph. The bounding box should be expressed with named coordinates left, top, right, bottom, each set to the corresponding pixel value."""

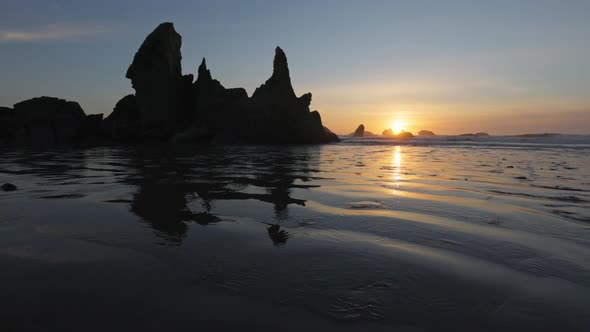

left=0, top=24, right=108, bottom=43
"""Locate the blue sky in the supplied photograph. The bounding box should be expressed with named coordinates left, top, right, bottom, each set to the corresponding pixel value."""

left=1, top=0, right=589, bottom=134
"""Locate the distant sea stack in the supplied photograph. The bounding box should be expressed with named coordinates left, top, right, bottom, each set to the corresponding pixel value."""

left=382, top=128, right=394, bottom=137
left=382, top=128, right=414, bottom=140
left=353, top=124, right=365, bottom=137
left=418, top=130, right=436, bottom=136
left=0, top=22, right=339, bottom=147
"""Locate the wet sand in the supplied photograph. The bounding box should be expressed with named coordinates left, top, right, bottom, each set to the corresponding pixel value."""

left=1, top=140, right=589, bottom=331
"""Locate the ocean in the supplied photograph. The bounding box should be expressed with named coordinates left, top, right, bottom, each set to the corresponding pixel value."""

left=1, top=136, right=589, bottom=331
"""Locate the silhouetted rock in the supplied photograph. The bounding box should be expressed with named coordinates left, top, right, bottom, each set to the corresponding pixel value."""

left=0, top=107, right=15, bottom=144
left=10, top=97, right=85, bottom=146
left=103, top=95, right=141, bottom=141
left=353, top=124, right=365, bottom=137
left=323, top=126, right=339, bottom=142
left=418, top=130, right=436, bottom=136
left=239, top=47, right=339, bottom=144
left=1, top=183, right=17, bottom=191
left=396, top=131, right=414, bottom=139
left=382, top=128, right=414, bottom=139
left=126, top=22, right=183, bottom=139
left=382, top=128, right=394, bottom=136
left=4, top=23, right=339, bottom=147
left=82, top=114, right=104, bottom=141
left=184, top=58, right=248, bottom=142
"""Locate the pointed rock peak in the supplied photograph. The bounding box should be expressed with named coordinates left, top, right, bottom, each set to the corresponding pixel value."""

left=353, top=124, right=365, bottom=137
left=155, top=22, right=176, bottom=33
left=198, top=57, right=212, bottom=82
left=272, top=46, right=290, bottom=79
left=126, top=22, right=182, bottom=80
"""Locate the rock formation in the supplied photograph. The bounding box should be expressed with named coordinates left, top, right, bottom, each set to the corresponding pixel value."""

left=185, top=58, right=248, bottom=142
left=236, top=47, right=338, bottom=143
left=353, top=124, right=365, bottom=137
left=382, top=128, right=394, bottom=137
left=395, top=131, right=415, bottom=139
left=102, top=95, right=141, bottom=141
left=1, top=183, right=17, bottom=191
left=382, top=128, right=414, bottom=139
left=9, top=97, right=87, bottom=146
left=418, top=130, right=435, bottom=136
left=0, top=107, right=14, bottom=144
left=1, top=22, right=339, bottom=147
left=126, top=22, right=183, bottom=139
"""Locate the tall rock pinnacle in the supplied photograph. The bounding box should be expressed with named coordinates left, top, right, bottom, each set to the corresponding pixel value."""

left=126, top=22, right=183, bottom=138
left=197, top=58, right=212, bottom=82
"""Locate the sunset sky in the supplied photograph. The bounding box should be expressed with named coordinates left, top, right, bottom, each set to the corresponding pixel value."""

left=1, top=0, right=589, bottom=135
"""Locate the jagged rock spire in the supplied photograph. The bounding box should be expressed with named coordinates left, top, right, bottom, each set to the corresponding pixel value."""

left=272, top=47, right=290, bottom=81
left=197, top=57, right=212, bottom=82
left=252, top=46, right=297, bottom=101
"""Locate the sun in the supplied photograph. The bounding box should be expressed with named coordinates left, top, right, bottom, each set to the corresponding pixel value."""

left=391, top=120, right=406, bottom=134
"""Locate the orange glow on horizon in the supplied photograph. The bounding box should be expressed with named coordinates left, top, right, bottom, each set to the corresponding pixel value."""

left=390, top=120, right=407, bottom=134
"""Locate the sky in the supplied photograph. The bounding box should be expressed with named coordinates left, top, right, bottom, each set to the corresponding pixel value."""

left=1, top=0, right=589, bottom=135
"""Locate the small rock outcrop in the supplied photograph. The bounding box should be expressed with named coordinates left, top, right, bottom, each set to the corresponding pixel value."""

left=396, top=131, right=414, bottom=139
left=1, top=183, right=17, bottom=191
left=418, top=130, right=435, bottom=136
left=126, top=22, right=183, bottom=139
left=382, top=128, right=414, bottom=139
left=382, top=128, right=394, bottom=137
left=353, top=124, right=365, bottom=137
left=10, top=97, right=86, bottom=146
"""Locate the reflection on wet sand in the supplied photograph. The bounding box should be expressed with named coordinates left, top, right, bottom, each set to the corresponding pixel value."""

left=1, top=143, right=590, bottom=331
left=124, top=146, right=319, bottom=245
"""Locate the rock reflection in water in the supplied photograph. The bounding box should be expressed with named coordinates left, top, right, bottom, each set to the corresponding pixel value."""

left=124, top=145, right=319, bottom=245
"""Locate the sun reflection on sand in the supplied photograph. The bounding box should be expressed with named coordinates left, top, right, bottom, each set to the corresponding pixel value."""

left=392, top=145, right=402, bottom=187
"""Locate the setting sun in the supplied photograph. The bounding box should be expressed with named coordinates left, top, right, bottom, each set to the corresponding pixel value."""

left=391, top=120, right=406, bottom=134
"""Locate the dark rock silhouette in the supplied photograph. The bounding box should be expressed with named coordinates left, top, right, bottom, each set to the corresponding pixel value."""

left=353, top=124, right=365, bottom=137
left=102, top=95, right=141, bottom=141
left=0, top=107, right=14, bottom=144
left=83, top=114, right=104, bottom=139
left=418, top=130, right=436, bottom=136
left=395, top=130, right=415, bottom=139
left=235, top=47, right=339, bottom=144
left=1, top=22, right=339, bottom=147
left=9, top=97, right=86, bottom=146
left=1, top=183, right=17, bottom=191
left=382, top=128, right=414, bottom=139
left=126, top=22, right=183, bottom=139
left=176, top=58, right=248, bottom=143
